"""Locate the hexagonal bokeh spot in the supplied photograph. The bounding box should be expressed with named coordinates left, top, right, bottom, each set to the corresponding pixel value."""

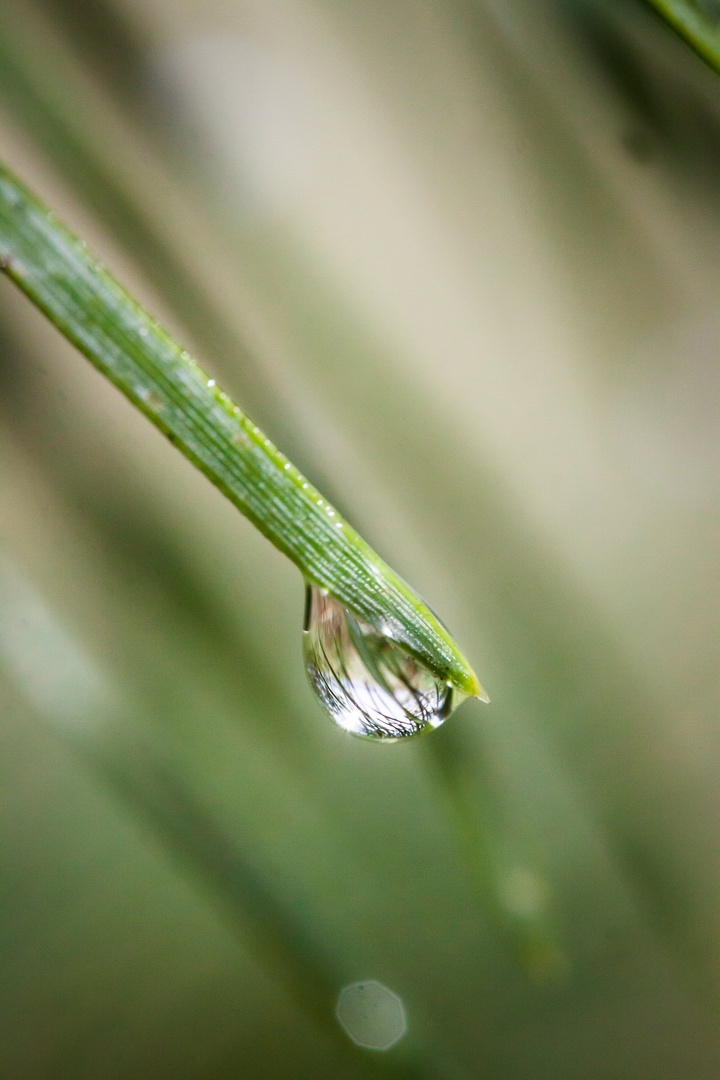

left=335, top=980, right=407, bottom=1050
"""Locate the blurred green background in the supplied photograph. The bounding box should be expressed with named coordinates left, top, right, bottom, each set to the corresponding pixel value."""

left=1, top=1, right=719, bottom=1077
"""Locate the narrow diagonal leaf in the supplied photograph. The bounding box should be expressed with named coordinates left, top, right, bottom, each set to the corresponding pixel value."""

left=0, top=160, right=484, bottom=700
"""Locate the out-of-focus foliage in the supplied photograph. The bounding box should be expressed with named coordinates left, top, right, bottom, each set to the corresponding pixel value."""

left=0, top=1, right=718, bottom=1078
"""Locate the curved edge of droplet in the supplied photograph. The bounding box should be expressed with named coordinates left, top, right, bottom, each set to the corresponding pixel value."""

left=386, top=578, right=488, bottom=705
left=410, top=601, right=488, bottom=704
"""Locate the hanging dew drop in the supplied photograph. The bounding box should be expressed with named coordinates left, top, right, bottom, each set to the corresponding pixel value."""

left=302, top=584, right=466, bottom=741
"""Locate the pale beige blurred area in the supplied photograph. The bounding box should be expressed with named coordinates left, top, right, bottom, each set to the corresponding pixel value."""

left=1, top=1, right=719, bottom=1078
left=148, top=0, right=720, bottom=701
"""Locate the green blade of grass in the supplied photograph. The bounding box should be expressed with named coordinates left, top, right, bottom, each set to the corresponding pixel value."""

left=0, top=159, right=485, bottom=701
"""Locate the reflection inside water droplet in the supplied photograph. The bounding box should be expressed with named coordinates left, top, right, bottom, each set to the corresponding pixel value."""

left=303, top=584, right=464, bottom=741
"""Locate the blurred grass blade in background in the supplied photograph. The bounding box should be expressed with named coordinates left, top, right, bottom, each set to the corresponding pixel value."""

left=644, top=0, right=720, bottom=73
left=0, top=552, right=470, bottom=1080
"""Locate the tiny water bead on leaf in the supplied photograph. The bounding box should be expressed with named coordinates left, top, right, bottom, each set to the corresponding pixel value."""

left=303, top=584, right=469, bottom=741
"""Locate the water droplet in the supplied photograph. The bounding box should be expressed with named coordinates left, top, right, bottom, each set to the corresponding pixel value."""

left=302, top=585, right=462, bottom=741
left=207, top=378, right=215, bottom=387
left=135, top=387, right=164, bottom=412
